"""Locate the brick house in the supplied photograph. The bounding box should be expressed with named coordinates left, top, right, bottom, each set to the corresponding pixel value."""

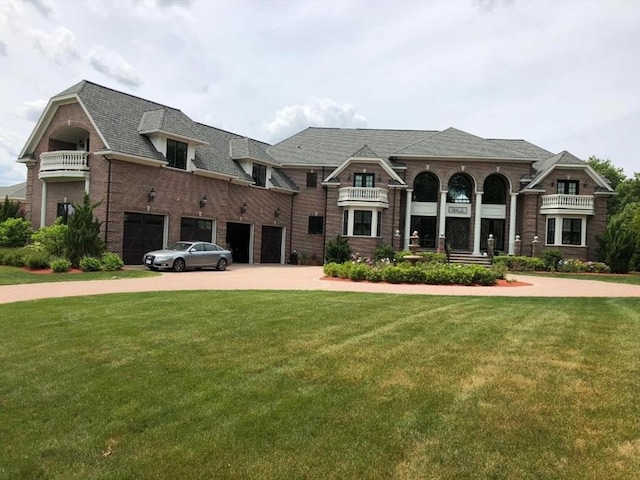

left=17, top=80, right=614, bottom=265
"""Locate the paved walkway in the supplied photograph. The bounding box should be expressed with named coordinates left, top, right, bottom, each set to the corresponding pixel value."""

left=1, top=265, right=639, bottom=305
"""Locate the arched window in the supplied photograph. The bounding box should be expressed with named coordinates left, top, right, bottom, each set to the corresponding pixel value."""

left=483, top=175, right=508, bottom=205
left=447, top=174, right=472, bottom=204
left=412, top=172, right=439, bottom=202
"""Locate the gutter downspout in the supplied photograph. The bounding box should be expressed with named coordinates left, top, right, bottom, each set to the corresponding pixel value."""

left=105, top=156, right=112, bottom=246
left=322, top=167, right=328, bottom=262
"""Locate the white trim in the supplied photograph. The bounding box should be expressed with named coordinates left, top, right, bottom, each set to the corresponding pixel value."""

left=508, top=193, right=517, bottom=255
left=394, top=154, right=534, bottom=162
left=473, top=192, right=482, bottom=255
left=528, top=163, right=614, bottom=192
left=324, top=157, right=406, bottom=185
left=98, top=150, right=167, bottom=167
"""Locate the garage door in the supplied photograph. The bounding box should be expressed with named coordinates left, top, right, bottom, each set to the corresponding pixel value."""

left=181, top=217, right=213, bottom=242
left=122, top=213, right=165, bottom=265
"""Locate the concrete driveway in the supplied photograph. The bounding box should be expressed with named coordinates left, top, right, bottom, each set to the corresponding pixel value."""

left=1, top=265, right=639, bottom=305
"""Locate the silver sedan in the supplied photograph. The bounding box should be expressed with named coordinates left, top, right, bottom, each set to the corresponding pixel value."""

left=143, top=241, right=233, bottom=272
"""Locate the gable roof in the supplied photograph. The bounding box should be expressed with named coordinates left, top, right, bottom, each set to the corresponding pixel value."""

left=523, top=151, right=614, bottom=192
left=490, top=138, right=555, bottom=160
left=394, top=127, right=534, bottom=160
left=0, top=182, right=26, bottom=200
left=350, top=145, right=382, bottom=159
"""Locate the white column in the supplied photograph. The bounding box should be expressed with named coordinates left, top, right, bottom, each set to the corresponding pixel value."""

left=508, top=193, right=518, bottom=255
left=40, top=181, right=47, bottom=228
left=347, top=209, right=353, bottom=236
left=404, top=189, right=413, bottom=250
left=438, top=191, right=447, bottom=238
left=84, top=174, right=90, bottom=194
left=473, top=192, right=483, bottom=255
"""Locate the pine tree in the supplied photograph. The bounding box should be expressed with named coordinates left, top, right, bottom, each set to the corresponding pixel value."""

left=0, top=195, right=20, bottom=221
left=64, top=194, right=105, bottom=267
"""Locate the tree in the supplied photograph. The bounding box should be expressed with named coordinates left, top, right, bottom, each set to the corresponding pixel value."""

left=587, top=156, right=626, bottom=190
left=0, top=195, right=20, bottom=221
left=64, top=194, right=105, bottom=267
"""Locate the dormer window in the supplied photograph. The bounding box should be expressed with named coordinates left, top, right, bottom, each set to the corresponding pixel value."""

left=167, top=139, right=187, bottom=170
left=252, top=164, right=267, bottom=187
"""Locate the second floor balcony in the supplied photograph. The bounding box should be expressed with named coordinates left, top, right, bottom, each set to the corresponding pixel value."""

left=338, top=187, right=389, bottom=208
left=540, top=194, right=594, bottom=215
left=39, top=151, right=89, bottom=181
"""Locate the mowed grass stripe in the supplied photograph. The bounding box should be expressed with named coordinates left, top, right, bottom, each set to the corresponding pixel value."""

left=1, top=292, right=638, bottom=479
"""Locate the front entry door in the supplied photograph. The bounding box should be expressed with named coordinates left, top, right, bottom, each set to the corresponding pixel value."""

left=445, top=218, right=470, bottom=251
left=260, top=226, right=282, bottom=263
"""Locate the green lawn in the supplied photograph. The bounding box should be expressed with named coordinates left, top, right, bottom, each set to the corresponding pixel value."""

left=1, top=292, right=638, bottom=479
left=0, top=266, right=159, bottom=285
left=516, top=271, right=640, bottom=285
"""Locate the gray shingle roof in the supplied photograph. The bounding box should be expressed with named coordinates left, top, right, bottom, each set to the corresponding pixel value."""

left=533, top=150, right=585, bottom=174
left=349, top=145, right=381, bottom=159
left=490, top=139, right=555, bottom=160
left=267, top=127, right=438, bottom=166
left=0, top=182, right=26, bottom=199
left=395, top=127, right=532, bottom=159
left=230, top=137, right=279, bottom=165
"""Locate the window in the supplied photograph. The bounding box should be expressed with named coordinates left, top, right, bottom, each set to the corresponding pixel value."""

left=353, top=210, right=372, bottom=236
left=546, top=218, right=556, bottom=245
left=354, top=173, right=374, bottom=188
left=376, top=211, right=382, bottom=237
left=557, top=180, right=579, bottom=195
left=447, top=174, right=472, bottom=203
left=308, top=216, right=323, bottom=234
left=483, top=175, right=507, bottom=204
left=562, top=218, right=582, bottom=245
left=56, top=203, right=74, bottom=224
left=166, top=139, right=188, bottom=170
left=252, top=164, right=267, bottom=187
left=306, top=172, right=317, bottom=188
left=413, top=172, right=439, bottom=202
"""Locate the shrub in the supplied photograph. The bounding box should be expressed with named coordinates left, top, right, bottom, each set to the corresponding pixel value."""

left=493, top=256, right=546, bottom=271
left=403, top=266, right=427, bottom=284
left=64, top=194, right=105, bottom=267
left=0, top=217, right=32, bottom=248
left=323, top=262, right=341, bottom=277
left=80, top=256, right=102, bottom=272
left=0, top=247, right=25, bottom=267
left=542, top=249, right=563, bottom=271
left=373, top=244, right=395, bottom=262
left=50, top=258, right=72, bottom=273
left=336, top=262, right=354, bottom=279
left=381, top=266, right=406, bottom=284
left=31, top=218, right=68, bottom=257
left=23, top=249, right=50, bottom=270
left=101, top=252, right=124, bottom=271
left=424, top=264, right=454, bottom=285
left=348, top=264, right=369, bottom=282
left=365, top=268, right=383, bottom=283
left=325, top=235, right=351, bottom=264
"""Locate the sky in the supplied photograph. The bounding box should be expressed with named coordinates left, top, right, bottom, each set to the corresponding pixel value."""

left=0, top=0, right=639, bottom=186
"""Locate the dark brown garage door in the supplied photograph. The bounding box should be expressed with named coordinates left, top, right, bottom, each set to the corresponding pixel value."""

left=122, top=213, right=164, bottom=265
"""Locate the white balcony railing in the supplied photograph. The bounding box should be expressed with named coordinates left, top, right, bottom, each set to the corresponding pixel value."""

left=338, top=187, right=388, bottom=206
left=541, top=194, right=594, bottom=214
left=40, top=151, right=89, bottom=172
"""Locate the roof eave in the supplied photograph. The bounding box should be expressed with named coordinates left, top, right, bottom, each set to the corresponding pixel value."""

left=393, top=154, right=534, bottom=162
left=138, top=129, right=209, bottom=146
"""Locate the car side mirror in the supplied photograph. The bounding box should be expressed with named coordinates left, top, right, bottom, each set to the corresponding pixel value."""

left=189, top=248, right=197, bottom=253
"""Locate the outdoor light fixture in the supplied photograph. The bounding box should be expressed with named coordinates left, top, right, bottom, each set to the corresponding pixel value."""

left=240, top=202, right=247, bottom=214
left=199, top=195, right=207, bottom=208
left=148, top=188, right=156, bottom=202
left=347, top=173, right=351, bottom=181
left=274, top=207, right=281, bottom=218
left=551, top=181, right=554, bottom=187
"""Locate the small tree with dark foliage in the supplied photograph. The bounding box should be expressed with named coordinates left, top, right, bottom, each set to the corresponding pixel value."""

left=0, top=195, right=21, bottom=221
left=325, top=235, right=351, bottom=264
left=64, top=194, right=105, bottom=267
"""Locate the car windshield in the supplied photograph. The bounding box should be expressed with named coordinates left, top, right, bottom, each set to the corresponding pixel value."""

left=166, top=242, right=193, bottom=251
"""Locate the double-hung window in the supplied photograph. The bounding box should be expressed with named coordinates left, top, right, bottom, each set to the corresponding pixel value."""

left=166, top=139, right=187, bottom=170
left=353, top=210, right=372, bottom=236
left=57, top=202, right=74, bottom=224
left=306, top=172, right=317, bottom=188
left=308, top=216, right=323, bottom=234
left=562, top=218, right=582, bottom=245
left=252, top=164, right=267, bottom=187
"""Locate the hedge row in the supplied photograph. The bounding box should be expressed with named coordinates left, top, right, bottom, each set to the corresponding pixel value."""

left=0, top=247, right=124, bottom=272
left=492, top=256, right=546, bottom=271
left=324, top=261, right=500, bottom=286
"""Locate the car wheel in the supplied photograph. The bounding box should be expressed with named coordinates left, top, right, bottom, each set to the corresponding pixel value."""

left=147, top=266, right=158, bottom=271
left=173, top=258, right=186, bottom=272
left=216, top=258, right=227, bottom=271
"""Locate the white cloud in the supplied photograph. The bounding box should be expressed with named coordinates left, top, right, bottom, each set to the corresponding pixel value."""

left=266, top=98, right=368, bottom=142
left=24, top=0, right=55, bottom=18
left=88, top=46, right=141, bottom=88
left=13, top=99, right=48, bottom=123
left=0, top=128, right=27, bottom=186
left=30, top=26, right=79, bottom=65
left=0, top=40, right=6, bottom=56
